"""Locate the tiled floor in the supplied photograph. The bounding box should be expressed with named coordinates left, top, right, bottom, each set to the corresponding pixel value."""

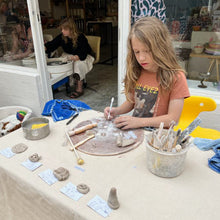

left=53, top=61, right=118, bottom=112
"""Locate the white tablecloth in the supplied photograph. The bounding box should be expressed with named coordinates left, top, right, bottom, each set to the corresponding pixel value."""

left=0, top=110, right=219, bottom=220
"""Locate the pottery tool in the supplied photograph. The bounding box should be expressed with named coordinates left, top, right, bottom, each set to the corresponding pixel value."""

left=46, top=57, right=68, bottom=63
left=108, top=97, right=114, bottom=120
left=177, top=117, right=202, bottom=144
left=65, top=130, right=84, bottom=165
left=68, top=123, right=97, bottom=136
left=66, top=112, right=79, bottom=125
left=171, top=128, right=181, bottom=149
left=71, top=134, right=95, bottom=150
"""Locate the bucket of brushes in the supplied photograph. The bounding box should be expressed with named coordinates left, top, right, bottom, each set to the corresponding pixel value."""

left=145, top=122, right=191, bottom=178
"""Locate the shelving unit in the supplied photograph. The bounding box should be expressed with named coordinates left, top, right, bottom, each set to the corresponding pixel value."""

left=65, top=0, right=106, bottom=33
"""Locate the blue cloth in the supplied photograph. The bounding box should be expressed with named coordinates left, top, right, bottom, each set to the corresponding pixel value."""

left=208, top=153, right=220, bottom=174
left=42, top=99, right=91, bottom=122
left=193, top=138, right=220, bottom=151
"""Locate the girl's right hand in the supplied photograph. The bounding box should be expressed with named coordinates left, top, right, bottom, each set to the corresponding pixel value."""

left=104, top=107, right=118, bottom=120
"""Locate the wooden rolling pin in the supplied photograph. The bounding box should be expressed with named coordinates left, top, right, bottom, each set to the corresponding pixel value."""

left=68, top=123, right=97, bottom=136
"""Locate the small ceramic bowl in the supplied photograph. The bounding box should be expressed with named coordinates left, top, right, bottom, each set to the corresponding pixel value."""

left=194, top=45, right=204, bottom=54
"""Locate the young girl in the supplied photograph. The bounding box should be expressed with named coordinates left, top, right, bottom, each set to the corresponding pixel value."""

left=45, top=17, right=94, bottom=98
left=104, top=16, right=190, bottom=129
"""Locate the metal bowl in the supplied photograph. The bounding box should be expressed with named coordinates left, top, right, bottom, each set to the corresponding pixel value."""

left=22, top=117, right=50, bottom=140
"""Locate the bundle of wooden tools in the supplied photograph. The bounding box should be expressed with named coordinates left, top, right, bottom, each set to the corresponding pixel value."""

left=148, top=117, right=201, bottom=153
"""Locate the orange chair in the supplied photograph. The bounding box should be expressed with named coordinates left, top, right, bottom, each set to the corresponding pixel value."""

left=174, top=96, right=220, bottom=139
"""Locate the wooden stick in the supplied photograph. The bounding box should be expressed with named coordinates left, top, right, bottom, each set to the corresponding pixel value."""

left=70, top=134, right=95, bottom=150
left=65, top=130, right=84, bottom=165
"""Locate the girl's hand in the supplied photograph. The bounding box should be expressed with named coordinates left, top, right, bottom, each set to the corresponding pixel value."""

left=114, top=116, right=142, bottom=130
left=104, top=107, right=118, bottom=120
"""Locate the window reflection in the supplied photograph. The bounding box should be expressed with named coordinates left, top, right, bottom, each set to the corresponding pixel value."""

left=0, top=0, right=35, bottom=67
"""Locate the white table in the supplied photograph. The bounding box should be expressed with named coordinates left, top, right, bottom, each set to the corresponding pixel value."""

left=0, top=110, right=219, bottom=220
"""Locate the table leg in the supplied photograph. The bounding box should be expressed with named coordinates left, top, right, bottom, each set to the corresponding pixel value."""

left=207, top=58, right=215, bottom=75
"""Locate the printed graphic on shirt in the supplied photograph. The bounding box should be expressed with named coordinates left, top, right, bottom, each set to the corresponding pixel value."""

left=132, top=82, right=158, bottom=117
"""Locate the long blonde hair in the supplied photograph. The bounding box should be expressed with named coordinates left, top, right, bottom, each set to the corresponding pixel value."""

left=60, top=17, right=79, bottom=47
left=124, top=16, right=183, bottom=100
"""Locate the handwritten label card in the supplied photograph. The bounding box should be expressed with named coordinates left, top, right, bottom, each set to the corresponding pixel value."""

left=60, top=182, right=83, bottom=201
left=87, top=195, right=112, bottom=218
left=38, top=169, right=58, bottom=185
left=0, top=147, right=15, bottom=158
left=22, top=159, right=42, bottom=171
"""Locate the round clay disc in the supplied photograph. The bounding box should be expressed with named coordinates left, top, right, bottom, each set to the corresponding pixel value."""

left=11, top=143, right=28, bottom=154
left=77, top=183, right=90, bottom=194
left=53, top=167, right=69, bottom=181
left=71, top=118, right=144, bottom=156
left=29, top=153, right=41, bottom=162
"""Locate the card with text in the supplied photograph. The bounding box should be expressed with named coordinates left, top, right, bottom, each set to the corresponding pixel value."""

left=0, top=147, right=15, bottom=158
left=38, top=169, right=58, bottom=185
left=22, top=159, right=42, bottom=171
left=60, top=182, right=83, bottom=201
left=87, top=195, right=112, bottom=218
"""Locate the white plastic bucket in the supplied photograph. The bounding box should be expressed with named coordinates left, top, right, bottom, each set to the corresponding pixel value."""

left=146, top=134, right=190, bottom=178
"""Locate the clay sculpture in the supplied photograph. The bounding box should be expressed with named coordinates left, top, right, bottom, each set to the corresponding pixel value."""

left=11, top=143, right=28, bottom=153
left=107, top=187, right=120, bottom=209
left=53, top=167, right=69, bottom=181
left=77, top=183, right=90, bottom=194
left=29, top=153, right=41, bottom=162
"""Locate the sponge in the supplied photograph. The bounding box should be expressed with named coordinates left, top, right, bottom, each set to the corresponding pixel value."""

left=32, top=123, right=48, bottom=129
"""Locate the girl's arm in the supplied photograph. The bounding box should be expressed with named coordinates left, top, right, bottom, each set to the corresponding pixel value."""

left=114, top=98, right=184, bottom=129
left=104, top=100, right=134, bottom=120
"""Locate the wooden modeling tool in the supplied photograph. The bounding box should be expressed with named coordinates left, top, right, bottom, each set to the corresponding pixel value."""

left=65, top=130, right=84, bottom=165
left=172, top=128, right=181, bottom=149
left=71, top=134, right=95, bottom=150
left=177, top=117, right=202, bottom=144
left=108, top=97, right=114, bottom=120
left=68, top=123, right=97, bottom=136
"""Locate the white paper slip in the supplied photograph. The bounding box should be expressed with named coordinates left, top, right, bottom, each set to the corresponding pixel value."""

left=0, top=147, right=16, bottom=158
left=38, top=169, right=58, bottom=185
left=60, top=182, right=83, bottom=201
left=87, top=195, right=112, bottom=218
left=22, top=159, right=42, bottom=171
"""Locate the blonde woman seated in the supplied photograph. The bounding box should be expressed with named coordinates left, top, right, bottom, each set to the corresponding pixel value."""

left=45, top=17, right=95, bottom=98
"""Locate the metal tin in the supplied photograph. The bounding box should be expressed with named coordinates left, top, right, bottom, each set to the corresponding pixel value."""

left=22, top=117, right=50, bottom=140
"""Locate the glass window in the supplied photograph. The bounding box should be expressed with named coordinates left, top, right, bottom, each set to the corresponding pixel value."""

left=0, top=0, right=35, bottom=67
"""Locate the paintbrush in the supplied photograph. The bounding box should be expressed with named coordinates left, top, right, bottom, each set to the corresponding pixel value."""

left=66, top=112, right=79, bottom=125
left=108, top=97, right=114, bottom=120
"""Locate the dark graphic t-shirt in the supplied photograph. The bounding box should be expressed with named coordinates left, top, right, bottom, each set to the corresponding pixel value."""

left=133, top=83, right=158, bottom=117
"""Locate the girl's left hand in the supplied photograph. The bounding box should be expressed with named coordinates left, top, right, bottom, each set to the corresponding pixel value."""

left=114, top=116, right=142, bottom=130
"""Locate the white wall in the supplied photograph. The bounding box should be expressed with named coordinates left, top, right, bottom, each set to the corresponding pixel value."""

left=0, top=68, right=43, bottom=116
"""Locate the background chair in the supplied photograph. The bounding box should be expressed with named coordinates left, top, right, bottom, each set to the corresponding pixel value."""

left=83, top=35, right=101, bottom=88
left=174, top=96, right=220, bottom=139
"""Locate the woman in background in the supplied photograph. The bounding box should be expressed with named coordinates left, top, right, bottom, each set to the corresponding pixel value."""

left=45, top=17, right=94, bottom=98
